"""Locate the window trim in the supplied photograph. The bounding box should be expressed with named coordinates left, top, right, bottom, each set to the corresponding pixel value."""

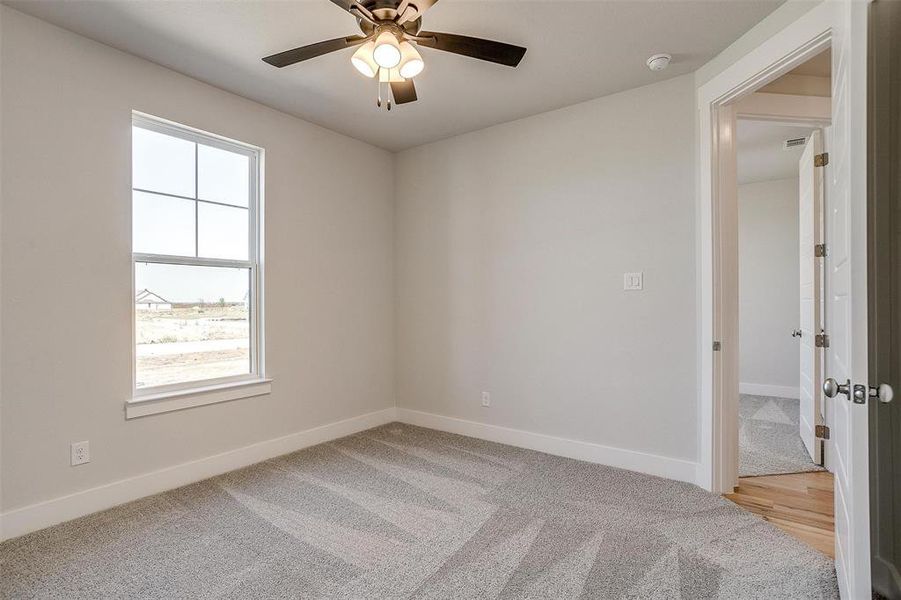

left=129, top=112, right=266, bottom=410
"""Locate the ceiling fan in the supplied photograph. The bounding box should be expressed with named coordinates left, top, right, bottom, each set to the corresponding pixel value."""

left=262, top=0, right=527, bottom=110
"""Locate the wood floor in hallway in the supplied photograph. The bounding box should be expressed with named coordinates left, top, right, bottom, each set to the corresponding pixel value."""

left=725, top=471, right=835, bottom=558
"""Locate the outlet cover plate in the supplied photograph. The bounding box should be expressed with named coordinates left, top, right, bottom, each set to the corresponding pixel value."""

left=71, top=441, right=90, bottom=466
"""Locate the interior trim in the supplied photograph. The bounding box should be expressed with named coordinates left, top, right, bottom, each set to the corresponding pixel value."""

left=126, top=379, right=274, bottom=419
left=1, top=405, right=708, bottom=542
left=0, top=407, right=397, bottom=542
left=396, top=408, right=701, bottom=485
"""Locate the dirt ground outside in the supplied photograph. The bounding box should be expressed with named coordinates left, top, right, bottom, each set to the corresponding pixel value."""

left=136, top=303, right=250, bottom=388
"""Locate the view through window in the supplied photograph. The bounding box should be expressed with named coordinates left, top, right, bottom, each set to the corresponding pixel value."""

left=132, top=117, right=260, bottom=391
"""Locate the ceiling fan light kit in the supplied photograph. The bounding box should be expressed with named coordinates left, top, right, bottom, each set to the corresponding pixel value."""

left=262, top=0, right=527, bottom=110
left=398, top=41, right=424, bottom=78
left=351, top=41, right=379, bottom=77
left=373, top=29, right=402, bottom=68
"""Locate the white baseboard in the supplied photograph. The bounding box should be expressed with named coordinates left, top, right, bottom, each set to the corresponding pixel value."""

left=2, top=405, right=703, bottom=541
left=394, top=408, right=700, bottom=486
left=739, top=383, right=800, bottom=399
left=0, top=407, right=397, bottom=542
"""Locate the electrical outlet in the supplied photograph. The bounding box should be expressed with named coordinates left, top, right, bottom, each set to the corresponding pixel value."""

left=71, top=441, right=90, bottom=466
left=481, top=391, right=491, bottom=407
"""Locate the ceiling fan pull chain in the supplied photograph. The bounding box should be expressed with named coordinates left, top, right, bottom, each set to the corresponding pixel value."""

left=377, top=78, right=382, bottom=108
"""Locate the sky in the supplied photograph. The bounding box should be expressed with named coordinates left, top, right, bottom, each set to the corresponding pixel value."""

left=133, top=126, right=252, bottom=303
left=135, top=262, right=248, bottom=304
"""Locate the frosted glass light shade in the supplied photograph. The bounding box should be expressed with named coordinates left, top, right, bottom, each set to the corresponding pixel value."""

left=351, top=41, right=378, bottom=78
left=373, top=31, right=401, bottom=69
left=398, top=42, right=424, bottom=78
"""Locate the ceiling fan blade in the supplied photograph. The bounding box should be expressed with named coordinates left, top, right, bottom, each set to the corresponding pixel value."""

left=391, top=79, right=418, bottom=104
left=416, top=31, right=526, bottom=67
left=395, top=0, right=439, bottom=25
left=262, top=36, right=368, bottom=68
left=329, top=0, right=377, bottom=24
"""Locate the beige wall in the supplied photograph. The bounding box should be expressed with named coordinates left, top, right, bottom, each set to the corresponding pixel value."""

left=0, top=8, right=395, bottom=511
left=738, top=178, right=801, bottom=393
left=758, top=74, right=830, bottom=97
left=394, top=75, right=698, bottom=462
left=0, top=0, right=821, bottom=518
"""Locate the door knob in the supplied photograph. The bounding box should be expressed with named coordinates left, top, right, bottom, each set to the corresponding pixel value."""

left=823, top=377, right=850, bottom=399
left=824, top=379, right=894, bottom=404
left=871, top=383, right=894, bottom=404
left=792, top=329, right=803, bottom=338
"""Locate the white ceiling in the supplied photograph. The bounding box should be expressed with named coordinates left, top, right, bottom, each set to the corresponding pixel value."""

left=6, top=0, right=782, bottom=151
left=737, top=120, right=816, bottom=185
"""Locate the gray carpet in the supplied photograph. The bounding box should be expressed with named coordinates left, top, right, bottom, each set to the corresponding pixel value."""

left=739, top=394, right=827, bottom=477
left=1, top=423, right=837, bottom=599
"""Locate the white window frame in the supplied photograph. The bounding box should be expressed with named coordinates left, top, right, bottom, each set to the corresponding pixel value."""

left=127, top=112, right=268, bottom=418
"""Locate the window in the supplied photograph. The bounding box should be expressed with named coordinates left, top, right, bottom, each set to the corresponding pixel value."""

left=131, top=114, right=264, bottom=406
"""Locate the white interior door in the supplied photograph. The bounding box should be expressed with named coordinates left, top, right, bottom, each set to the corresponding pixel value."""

left=827, top=1, right=870, bottom=596
left=798, top=130, right=824, bottom=464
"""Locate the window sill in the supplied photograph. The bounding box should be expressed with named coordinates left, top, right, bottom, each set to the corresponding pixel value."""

left=126, top=378, right=272, bottom=419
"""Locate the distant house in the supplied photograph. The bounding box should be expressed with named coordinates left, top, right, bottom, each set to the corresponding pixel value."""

left=135, top=289, right=172, bottom=311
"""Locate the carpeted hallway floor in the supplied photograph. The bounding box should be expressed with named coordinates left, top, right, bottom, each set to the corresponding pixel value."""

left=739, top=394, right=828, bottom=477
left=1, top=423, right=837, bottom=599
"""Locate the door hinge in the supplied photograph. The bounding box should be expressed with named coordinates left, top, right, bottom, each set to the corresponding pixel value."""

left=712, top=341, right=721, bottom=352
left=814, top=243, right=827, bottom=257
left=815, top=333, right=830, bottom=348
left=815, top=424, right=830, bottom=439
left=814, top=152, right=829, bottom=167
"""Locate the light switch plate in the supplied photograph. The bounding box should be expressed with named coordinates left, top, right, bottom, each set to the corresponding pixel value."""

left=624, top=272, right=643, bottom=291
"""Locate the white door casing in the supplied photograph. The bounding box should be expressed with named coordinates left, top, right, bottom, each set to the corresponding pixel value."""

left=697, top=2, right=834, bottom=496
left=798, top=130, right=824, bottom=464
left=827, top=1, right=870, bottom=597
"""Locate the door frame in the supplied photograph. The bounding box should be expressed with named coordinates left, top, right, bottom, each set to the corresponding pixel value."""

left=697, top=2, right=835, bottom=495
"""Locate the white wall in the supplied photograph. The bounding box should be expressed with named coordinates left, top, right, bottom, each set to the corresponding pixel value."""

left=694, top=0, right=820, bottom=87
left=395, top=75, right=698, bottom=464
left=738, top=178, right=800, bottom=395
left=0, top=7, right=395, bottom=512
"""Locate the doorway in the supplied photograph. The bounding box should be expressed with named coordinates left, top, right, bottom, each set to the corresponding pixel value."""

left=723, top=51, right=835, bottom=558
left=734, top=116, right=830, bottom=479
left=697, top=2, right=871, bottom=597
